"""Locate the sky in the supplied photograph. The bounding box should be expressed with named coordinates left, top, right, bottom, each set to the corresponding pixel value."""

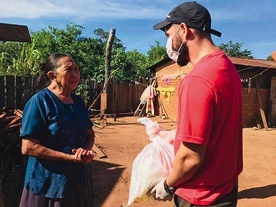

left=0, top=0, right=276, bottom=60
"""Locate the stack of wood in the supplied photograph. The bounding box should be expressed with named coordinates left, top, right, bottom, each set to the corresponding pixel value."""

left=0, top=107, right=23, bottom=154
left=0, top=107, right=23, bottom=176
left=0, top=107, right=22, bottom=134
left=0, top=107, right=24, bottom=207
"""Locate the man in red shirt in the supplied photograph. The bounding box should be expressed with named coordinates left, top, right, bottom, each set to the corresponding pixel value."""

left=150, top=2, right=243, bottom=206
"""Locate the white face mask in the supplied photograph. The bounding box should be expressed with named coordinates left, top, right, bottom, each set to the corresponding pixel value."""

left=166, top=27, right=185, bottom=63
left=166, top=37, right=179, bottom=62
left=166, top=28, right=189, bottom=66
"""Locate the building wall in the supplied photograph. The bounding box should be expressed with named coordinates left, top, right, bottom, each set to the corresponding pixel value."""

left=242, top=87, right=270, bottom=127
left=156, top=64, right=271, bottom=128
left=155, top=62, right=192, bottom=122
left=157, top=76, right=180, bottom=122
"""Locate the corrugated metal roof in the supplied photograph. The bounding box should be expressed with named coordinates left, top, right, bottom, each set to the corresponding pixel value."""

left=148, top=56, right=276, bottom=70
left=229, top=56, right=276, bottom=70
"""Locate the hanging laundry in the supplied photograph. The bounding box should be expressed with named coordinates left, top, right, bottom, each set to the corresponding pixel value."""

left=139, top=86, right=157, bottom=116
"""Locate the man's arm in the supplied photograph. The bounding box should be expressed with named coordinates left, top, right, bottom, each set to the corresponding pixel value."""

left=166, top=142, right=206, bottom=187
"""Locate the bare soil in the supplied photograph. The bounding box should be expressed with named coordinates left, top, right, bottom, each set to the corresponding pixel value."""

left=91, top=116, right=276, bottom=207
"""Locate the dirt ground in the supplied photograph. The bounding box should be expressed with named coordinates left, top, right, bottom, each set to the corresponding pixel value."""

left=91, top=116, right=276, bottom=207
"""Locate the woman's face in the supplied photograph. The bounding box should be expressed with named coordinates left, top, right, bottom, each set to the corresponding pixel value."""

left=54, top=56, right=80, bottom=91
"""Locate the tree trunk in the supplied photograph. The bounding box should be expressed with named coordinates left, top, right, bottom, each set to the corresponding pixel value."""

left=103, top=28, right=116, bottom=93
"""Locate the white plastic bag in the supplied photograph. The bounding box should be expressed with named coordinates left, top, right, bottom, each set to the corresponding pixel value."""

left=137, top=117, right=175, bottom=144
left=159, top=129, right=176, bottom=145
left=125, top=136, right=174, bottom=206
left=137, top=117, right=164, bottom=140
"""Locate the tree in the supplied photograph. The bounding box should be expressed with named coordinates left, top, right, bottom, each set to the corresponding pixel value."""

left=0, top=24, right=161, bottom=81
left=266, top=56, right=273, bottom=61
left=112, top=49, right=150, bottom=81
left=126, top=50, right=150, bottom=78
left=218, top=41, right=253, bottom=59
left=147, top=41, right=167, bottom=64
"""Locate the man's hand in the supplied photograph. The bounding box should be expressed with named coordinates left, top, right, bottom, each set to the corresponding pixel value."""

left=149, top=179, right=173, bottom=201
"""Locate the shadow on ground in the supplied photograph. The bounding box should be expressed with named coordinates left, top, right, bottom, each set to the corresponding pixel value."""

left=91, top=159, right=125, bottom=207
left=238, top=184, right=276, bottom=199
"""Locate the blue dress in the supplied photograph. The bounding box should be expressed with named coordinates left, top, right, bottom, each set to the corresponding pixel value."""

left=20, top=88, right=93, bottom=200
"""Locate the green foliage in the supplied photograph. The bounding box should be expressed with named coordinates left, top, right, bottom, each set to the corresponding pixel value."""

left=147, top=41, right=167, bottom=64
left=0, top=40, right=41, bottom=76
left=0, top=23, right=155, bottom=82
left=75, top=83, right=91, bottom=105
left=0, top=23, right=259, bottom=84
left=110, top=48, right=151, bottom=81
left=266, top=56, right=273, bottom=61
left=218, top=41, right=253, bottom=59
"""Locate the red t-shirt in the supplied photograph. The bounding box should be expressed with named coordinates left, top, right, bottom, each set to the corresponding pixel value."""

left=175, top=50, right=243, bottom=205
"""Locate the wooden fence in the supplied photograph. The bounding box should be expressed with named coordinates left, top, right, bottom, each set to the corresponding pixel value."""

left=0, top=76, right=150, bottom=116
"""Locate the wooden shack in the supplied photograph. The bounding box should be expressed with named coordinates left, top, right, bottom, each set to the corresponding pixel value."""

left=149, top=57, right=276, bottom=128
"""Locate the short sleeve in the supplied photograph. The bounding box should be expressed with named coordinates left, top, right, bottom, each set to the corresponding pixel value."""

left=20, top=95, right=47, bottom=140
left=177, top=76, right=215, bottom=145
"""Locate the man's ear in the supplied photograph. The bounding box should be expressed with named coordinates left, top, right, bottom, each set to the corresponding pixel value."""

left=47, top=71, right=56, bottom=80
left=179, top=23, right=189, bottom=39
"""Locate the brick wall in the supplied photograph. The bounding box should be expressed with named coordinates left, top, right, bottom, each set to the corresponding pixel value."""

left=156, top=70, right=270, bottom=127
left=242, top=87, right=270, bottom=127
left=157, top=76, right=180, bottom=122
left=155, top=62, right=192, bottom=122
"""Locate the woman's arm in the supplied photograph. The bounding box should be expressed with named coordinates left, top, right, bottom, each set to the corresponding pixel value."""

left=21, top=138, right=90, bottom=164
left=85, top=127, right=95, bottom=151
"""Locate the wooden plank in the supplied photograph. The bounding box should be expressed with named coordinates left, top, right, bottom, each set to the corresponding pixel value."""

left=14, top=109, right=23, bottom=117
left=6, top=76, right=15, bottom=107
left=0, top=23, right=31, bottom=42
left=0, top=76, right=5, bottom=109
left=129, top=82, right=133, bottom=111
left=93, top=144, right=107, bottom=158
left=270, top=77, right=276, bottom=127
left=15, top=76, right=23, bottom=108
left=256, top=80, right=269, bottom=131
left=113, top=79, right=118, bottom=120
left=100, top=92, right=107, bottom=112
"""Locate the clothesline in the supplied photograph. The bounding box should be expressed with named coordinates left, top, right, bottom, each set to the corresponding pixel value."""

left=127, top=78, right=155, bottom=88
left=127, top=61, right=276, bottom=87
left=238, top=61, right=276, bottom=80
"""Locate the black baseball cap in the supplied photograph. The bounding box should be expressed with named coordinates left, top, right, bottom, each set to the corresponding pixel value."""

left=153, top=1, right=222, bottom=37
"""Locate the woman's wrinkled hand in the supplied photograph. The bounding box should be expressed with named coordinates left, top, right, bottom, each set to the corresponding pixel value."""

left=72, top=148, right=94, bottom=164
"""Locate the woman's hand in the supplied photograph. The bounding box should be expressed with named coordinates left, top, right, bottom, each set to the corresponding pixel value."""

left=72, top=148, right=94, bottom=164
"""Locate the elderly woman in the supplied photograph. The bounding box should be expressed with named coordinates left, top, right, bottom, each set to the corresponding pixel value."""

left=19, top=53, right=95, bottom=207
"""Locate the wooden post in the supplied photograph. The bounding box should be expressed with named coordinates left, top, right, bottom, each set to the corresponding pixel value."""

left=255, top=80, right=270, bottom=131
left=103, top=28, right=116, bottom=93
left=99, top=93, right=107, bottom=127
left=100, top=28, right=116, bottom=122
left=113, top=79, right=118, bottom=121
left=269, top=77, right=276, bottom=127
